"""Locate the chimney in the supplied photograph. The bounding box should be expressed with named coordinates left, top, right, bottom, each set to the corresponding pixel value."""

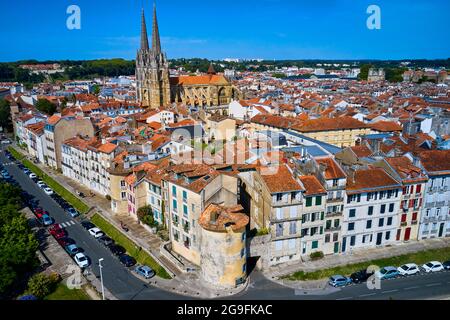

left=319, top=162, right=327, bottom=174
left=348, top=168, right=356, bottom=184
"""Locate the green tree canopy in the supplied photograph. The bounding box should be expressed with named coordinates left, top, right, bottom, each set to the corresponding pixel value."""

left=35, top=99, right=57, bottom=115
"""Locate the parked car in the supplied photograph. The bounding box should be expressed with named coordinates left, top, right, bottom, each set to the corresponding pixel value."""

left=43, top=187, right=54, bottom=195
left=2, top=172, right=11, bottom=179
left=57, top=237, right=75, bottom=247
left=29, top=173, right=37, bottom=179
left=398, top=263, right=420, bottom=276
left=109, top=244, right=126, bottom=256
left=36, top=180, right=45, bottom=188
left=119, top=254, right=136, bottom=267
left=34, top=208, right=45, bottom=219
left=74, top=253, right=89, bottom=268
left=41, top=214, right=54, bottom=226
left=81, top=221, right=96, bottom=230
left=23, top=168, right=31, bottom=175
left=99, top=235, right=114, bottom=247
left=49, top=225, right=66, bottom=239
left=329, top=275, right=352, bottom=287
left=66, top=207, right=79, bottom=218
left=134, top=265, right=155, bottom=279
left=350, top=269, right=374, bottom=283
left=443, top=260, right=450, bottom=270
left=375, top=266, right=400, bottom=280
left=88, top=227, right=104, bottom=238
left=422, top=261, right=444, bottom=273
left=65, top=244, right=81, bottom=256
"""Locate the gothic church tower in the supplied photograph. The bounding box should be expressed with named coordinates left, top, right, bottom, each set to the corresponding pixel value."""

left=136, top=4, right=171, bottom=108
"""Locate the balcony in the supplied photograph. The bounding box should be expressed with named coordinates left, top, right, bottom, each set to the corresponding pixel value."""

left=403, top=194, right=411, bottom=200
left=183, top=223, right=190, bottom=233
left=325, top=226, right=341, bottom=232
left=436, top=201, right=445, bottom=207
left=411, top=220, right=418, bottom=225
left=326, top=211, right=342, bottom=218
left=327, top=197, right=344, bottom=203
left=400, top=221, right=407, bottom=227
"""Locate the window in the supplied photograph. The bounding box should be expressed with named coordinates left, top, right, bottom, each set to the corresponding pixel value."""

left=389, top=203, right=395, bottom=213
left=325, top=234, right=331, bottom=243
left=401, top=214, right=407, bottom=222
left=333, top=233, right=339, bottom=242
left=275, top=240, right=283, bottom=251
left=366, top=220, right=372, bottom=229
left=348, top=222, right=355, bottom=231
left=288, top=239, right=296, bottom=249
left=172, top=199, right=178, bottom=211
left=241, top=232, right=246, bottom=242
left=380, top=204, right=386, bottom=214
left=121, top=192, right=126, bottom=199
left=385, top=231, right=391, bottom=240
left=289, top=221, right=296, bottom=235
left=387, top=217, right=393, bottom=226
left=349, top=209, right=356, bottom=218
left=379, top=218, right=384, bottom=227
left=311, top=227, right=318, bottom=236
left=312, top=240, right=318, bottom=249
left=276, top=193, right=283, bottom=201
left=183, top=205, right=188, bottom=217
left=326, top=220, right=332, bottom=230
left=334, top=219, right=340, bottom=228
left=416, top=184, right=422, bottom=193
left=315, top=196, right=322, bottom=206
left=276, top=208, right=282, bottom=220
left=182, top=190, right=187, bottom=202
left=290, top=206, right=297, bottom=218
left=172, top=186, right=177, bottom=197
left=276, top=224, right=283, bottom=237
left=306, top=197, right=312, bottom=207
left=412, top=212, right=418, bottom=221
left=120, top=180, right=126, bottom=187
left=368, top=206, right=374, bottom=216
left=350, top=236, right=356, bottom=246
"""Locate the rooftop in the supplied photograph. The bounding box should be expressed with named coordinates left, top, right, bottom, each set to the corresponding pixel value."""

left=199, top=204, right=249, bottom=233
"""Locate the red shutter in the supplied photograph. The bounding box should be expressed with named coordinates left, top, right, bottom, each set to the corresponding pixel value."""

left=416, top=184, right=421, bottom=193
left=396, top=229, right=401, bottom=241
left=409, top=199, right=414, bottom=208
left=418, top=198, right=423, bottom=208
left=401, top=214, right=407, bottom=222
left=403, top=186, right=407, bottom=194
left=412, top=212, right=418, bottom=221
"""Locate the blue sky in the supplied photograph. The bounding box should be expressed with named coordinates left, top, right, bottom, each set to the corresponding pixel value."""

left=1, top=0, right=449, bottom=62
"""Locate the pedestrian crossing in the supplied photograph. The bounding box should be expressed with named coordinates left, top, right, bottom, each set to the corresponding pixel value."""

left=59, top=220, right=76, bottom=228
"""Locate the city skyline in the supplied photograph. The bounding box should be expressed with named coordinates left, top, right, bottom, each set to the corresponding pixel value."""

left=1, top=0, right=449, bottom=62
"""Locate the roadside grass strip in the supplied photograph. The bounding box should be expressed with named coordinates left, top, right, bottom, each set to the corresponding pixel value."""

left=282, top=246, right=450, bottom=281
left=91, top=213, right=172, bottom=279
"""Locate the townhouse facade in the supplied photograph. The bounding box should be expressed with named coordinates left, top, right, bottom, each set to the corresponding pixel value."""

left=416, top=151, right=450, bottom=239
left=342, top=168, right=402, bottom=252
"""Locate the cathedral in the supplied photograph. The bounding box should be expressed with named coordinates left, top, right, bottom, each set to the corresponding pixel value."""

left=136, top=5, right=240, bottom=109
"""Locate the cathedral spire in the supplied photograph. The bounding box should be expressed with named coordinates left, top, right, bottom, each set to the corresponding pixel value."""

left=152, top=2, right=162, bottom=53
left=140, top=8, right=149, bottom=50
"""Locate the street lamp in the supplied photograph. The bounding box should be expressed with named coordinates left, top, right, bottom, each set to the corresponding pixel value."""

left=98, top=258, right=105, bottom=300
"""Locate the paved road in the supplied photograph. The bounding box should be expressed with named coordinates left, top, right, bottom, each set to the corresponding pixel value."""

left=0, top=148, right=184, bottom=300
left=2, top=146, right=450, bottom=300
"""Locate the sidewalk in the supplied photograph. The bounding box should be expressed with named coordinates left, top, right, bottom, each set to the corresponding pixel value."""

left=265, top=237, right=450, bottom=279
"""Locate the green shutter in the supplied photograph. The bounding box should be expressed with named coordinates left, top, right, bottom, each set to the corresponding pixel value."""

left=315, top=196, right=322, bottom=206
left=306, top=197, right=312, bottom=207
left=321, top=212, right=324, bottom=220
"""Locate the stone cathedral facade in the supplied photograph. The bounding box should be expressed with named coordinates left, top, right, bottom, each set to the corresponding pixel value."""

left=136, top=6, right=240, bottom=109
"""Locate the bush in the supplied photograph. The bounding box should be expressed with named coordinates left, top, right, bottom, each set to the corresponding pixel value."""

left=310, top=251, right=324, bottom=261
left=105, top=195, right=111, bottom=201
left=256, top=227, right=270, bottom=236
left=26, top=273, right=60, bottom=299
left=137, top=206, right=158, bottom=228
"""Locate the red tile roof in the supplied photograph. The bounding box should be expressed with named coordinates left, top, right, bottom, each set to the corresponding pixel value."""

left=299, top=175, right=326, bottom=195
left=294, top=116, right=367, bottom=133
left=258, top=165, right=304, bottom=193
left=347, top=168, right=400, bottom=193
left=417, top=150, right=450, bottom=175
left=316, top=157, right=346, bottom=180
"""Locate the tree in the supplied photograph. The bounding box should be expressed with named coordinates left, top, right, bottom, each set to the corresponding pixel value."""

left=0, top=182, right=38, bottom=295
left=358, top=64, right=372, bottom=80
left=35, top=99, right=57, bottom=115
left=92, top=84, right=100, bottom=95
left=137, top=206, right=158, bottom=228
left=0, top=99, right=11, bottom=132
left=25, top=273, right=59, bottom=299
